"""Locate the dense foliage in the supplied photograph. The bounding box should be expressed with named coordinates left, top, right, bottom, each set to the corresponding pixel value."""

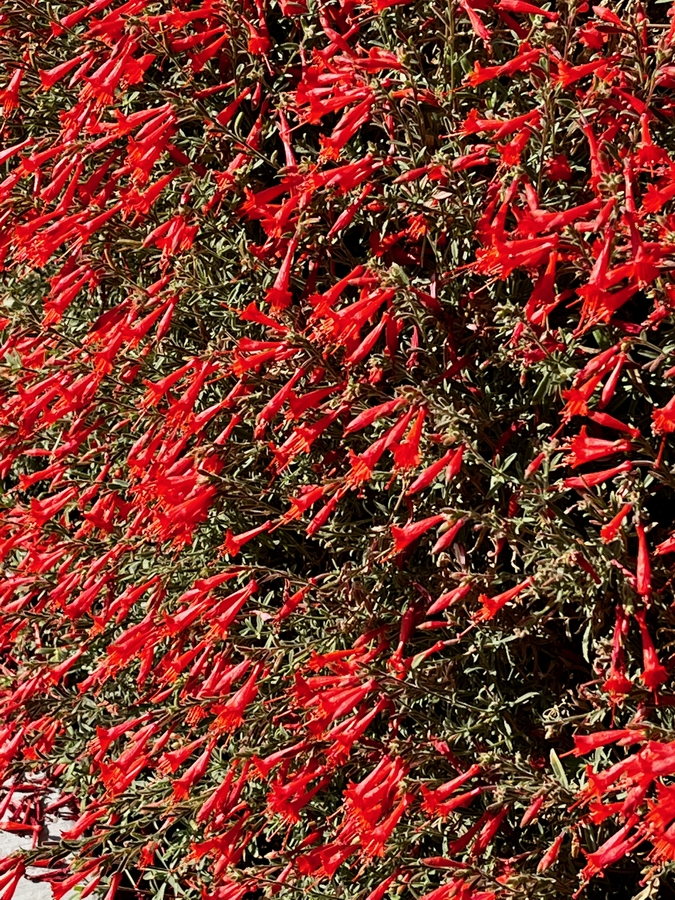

left=3, top=0, right=675, bottom=897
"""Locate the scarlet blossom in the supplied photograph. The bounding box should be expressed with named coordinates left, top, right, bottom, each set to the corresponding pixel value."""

left=431, top=517, right=467, bottom=554
left=571, top=729, right=642, bottom=756
left=470, top=805, right=509, bottom=857
left=561, top=372, right=604, bottom=419
left=599, top=353, right=627, bottom=409
left=419, top=882, right=496, bottom=900
left=390, top=514, right=447, bottom=554
left=636, top=609, right=669, bottom=691
left=266, top=763, right=330, bottom=823
left=392, top=407, right=426, bottom=469
left=30, top=486, right=78, bottom=527
left=466, top=44, right=542, bottom=86
left=563, top=461, right=633, bottom=491
left=307, top=488, right=346, bottom=536
left=497, top=0, right=558, bottom=19
left=545, top=154, right=572, bottom=181
left=421, top=764, right=481, bottom=814
left=222, top=521, right=272, bottom=557
left=537, top=831, right=564, bottom=873
left=580, top=818, right=643, bottom=884
left=577, top=21, right=607, bottom=50
left=40, top=53, right=94, bottom=89
left=566, top=426, right=633, bottom=468
left=588, top=411, right=639, bottom=439
left=406, top=447, right=462, bottom=495
left=497, top=128, right=531, bottom=166
left=652, top=396, right=675, bottom=433
left=635, top=523, right=652, bottom=598
left=138, top=841, right=158, bottom=870
left=474, top=578, right=532, bottom=620
left=364, top=873, right=400, bottom=900
left=213, top=664, right=265, bottom=731
left=460, top=108, right=539, bottom=139
left=575, top=343, right=622, bottom=384
left=172, top=740, right=216, bottom=801
left=602, top=605, right=633, bottom=699
left=1, top=69, right=23, bottom=115
left=427, top=582, right=472, bottom=615
left=520, top=795, right=544, bottom=827
left=656, top=532, right=675, bottom=555
left=524, top=451, right=546, bottom=479
left=361, top=792, right=413, bottom=857
left=600, top=503, right=631, bottom=543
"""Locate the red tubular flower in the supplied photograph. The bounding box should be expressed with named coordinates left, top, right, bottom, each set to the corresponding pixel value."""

left=566, top=426, right=633, bottom=468
left=391, top=514, right=447, bottom=554
left=306, top=489, right=346, bottom=536
left=497, top=128, right=532, bottom=166
left=406, top=448, right=457, bottom=495
left=635, top=523, right=652, bottom=598
left=571, top=729, right=641, bottom=756
left=213, top=664, right=265, bottom=731
left=345, top=315, right=388, bottom=367
left=222, top=521, right=272, bottom=557
left=1, top=69, right=23, bottom=115
left=445, top=445, right=465, bottom=479
left=40, top=52, right=94, bottom=89
left=587, top=411, right=639, bottom=439
left=61, top=807, right=106, bottom=840
left=267, top=762, right=330, bottom=823
left=635, top=609, right=669, bottom=691
left=575, top=344, right=622, bottom=384
left=30, top=486, right=78, bottom=527
left=369, top=0, right=412, bottom=9
left=599, top=353, right=626, bottom=408
left=172, top=739, right=216, bottom=801
left=561, top=372, right=604, bottom=420
left=328, top=184, right=374, bottom=238
left=465, top=47, right=542, bottom=87
left=524, top=451, right=546, bottom=479
left=216, top=87, right=252, bottom=128
left=392, top=407, right=426, bottom=470
left=580, top=818, right=642, bottom=883
left=564, top=461, right=633, bottom=491
left=49, top=860, right=101, bottom=900
left=537, top=831, right=564, bottom=873
left=656, top=532, right=675, bottom=555
left=427, top=582, right=472, bottom=615
left=653, top=396, right=675, bottom=434
left=421, top=764, right=481, bottom=814
left=497, top=0, right=558, bottom=19
left=602, top=605, right=633, bottom=699
left=361, top=792, right=413, bottom=856
left=431, top=517, right=467, bottom=554
left=364, top=873, right=400, bottom=900
left=470, top=804, right=509, bottom=858
left=325, top=698, right=388, bottom=764
left=600, top=503, right=631, bottom=543
left=474, top=578, right=532, bottom=621
left=520, top=794, right=544, bottom=827
left=316, top=678, right=379, bottom=725
left=254, top=369, right=304, bottom=438
left=343, top=397, right=406, bottom=435
left=545, top=154, right=572, bottom=181
left=321, top=97, right=375, bottom=158
left=418, top=882, right=481, bottom=900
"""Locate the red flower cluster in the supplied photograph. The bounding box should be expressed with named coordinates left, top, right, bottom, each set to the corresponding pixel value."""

left=2, top=0, right=675, bottom=897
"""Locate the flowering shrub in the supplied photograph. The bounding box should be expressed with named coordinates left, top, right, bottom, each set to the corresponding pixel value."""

left=3, top=0, right=675, bottom=897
